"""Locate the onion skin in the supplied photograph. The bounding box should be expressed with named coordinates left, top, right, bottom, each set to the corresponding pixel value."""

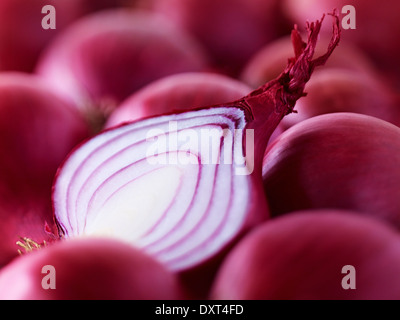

left=105, top=72, right=252, bottom=128
left=52, top=13, right=340, bottom=299
left=148, top=0, right=291, bottom=75
left=211, top=211, right=400, bottom=300
left=281, top=69, right=400, bottom=129
left=0, top=73, right=90, bottom=267
left=0, top=238, right=185, bottom=300
left=36, top=9, right=209, bottom=112
left=262, top=113, right=400, bottom=228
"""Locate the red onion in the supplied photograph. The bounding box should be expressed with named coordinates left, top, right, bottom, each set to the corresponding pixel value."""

left=35, top=9, right=210, bottom=119
left=281, top=69, right=400, bottom=129
left=52, top=14, right=340, bottom=297
left=211, top=210, right=400, bottom=299
left=241, top=35, right=377, bottom=89
left=262, top=112, right=400, bottom=228
left=0, top=238, right=184, bottom=299
left=0, top=0, right=136, bottom=72
left=0, top=72, right=90, bottom=267
left=105, top=72, right=252, bottom=129
left=148, top=0, right=291, bottom=75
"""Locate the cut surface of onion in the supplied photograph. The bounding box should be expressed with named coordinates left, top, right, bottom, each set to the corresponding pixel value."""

left=55, top=108, right=252, bottom=271
left=53, top=13, right=340, bottom=272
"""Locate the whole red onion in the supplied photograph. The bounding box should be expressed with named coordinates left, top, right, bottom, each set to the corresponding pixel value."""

left=263, top=112, right=400, bottom=228
left=211, top=210, right=400, bottom=299
left=0, top=238, right=185, bottom=299
left=0, top=72, right=90, bottom=267
left=283, top=0, right=400, bottom=88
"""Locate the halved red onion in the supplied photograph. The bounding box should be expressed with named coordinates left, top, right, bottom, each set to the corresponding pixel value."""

left=52, top=14, right=339, bottom=296
left=0, top=0, right=137, bottom=72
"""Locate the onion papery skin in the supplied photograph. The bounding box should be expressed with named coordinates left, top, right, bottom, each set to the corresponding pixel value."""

left=262, top=113, right=400, bottom=228
left=0, top=72, right=90, bottom=267
left=0, top=238, right=185, bottom=300
left=211, top=210, right=400, bottom=300
left=35, top=9, right=210, bottom=113
left=52, top=13, right=340, bottom=298
left=105, top=72, right=252, bottom=129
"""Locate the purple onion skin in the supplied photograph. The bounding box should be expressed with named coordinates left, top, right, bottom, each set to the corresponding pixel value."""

left=283, top=0, right=400, bottom=89
left=0, top=238, right=185, bottom=300
left=0, top=73, right=90, bottom=268
left=263, top=112, right=400, bottom=229
left=211, top=210, right=400, bottom=300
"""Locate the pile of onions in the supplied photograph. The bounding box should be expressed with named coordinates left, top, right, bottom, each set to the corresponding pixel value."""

left=0, top=72, right=90, bottom=267
left=211, top=210, right=400, bottom=299
left=262, top=112, right=400, bottom=229
left=0, top=238, right=184, bottom=299
left=52, top=14, right=340, bottom=297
